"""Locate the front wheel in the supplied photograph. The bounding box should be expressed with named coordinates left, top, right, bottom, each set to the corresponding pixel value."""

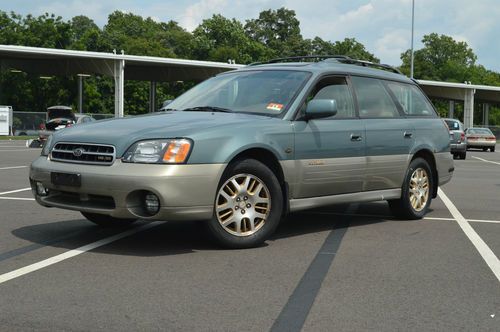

left=389, top=158, right=433, bottom=219
left=81, top=212, right=137, bottom=227
left=206, top=159, right=283, bottom=249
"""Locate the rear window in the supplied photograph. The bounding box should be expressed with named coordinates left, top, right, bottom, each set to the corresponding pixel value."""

left=350, top=76, right=400, bottom=118
left=467, top=128, right=493, bottom=135
left=445, top=120, right=460, bottom=130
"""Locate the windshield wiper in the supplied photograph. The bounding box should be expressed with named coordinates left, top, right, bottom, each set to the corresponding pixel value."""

left=181, top=106, right=234, bottom=113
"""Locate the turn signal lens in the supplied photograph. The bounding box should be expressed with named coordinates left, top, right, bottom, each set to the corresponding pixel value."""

left=163, top=139, right=191, bottom=163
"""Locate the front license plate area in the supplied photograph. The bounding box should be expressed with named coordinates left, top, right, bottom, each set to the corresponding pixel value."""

left=51, top=172, right=81, bottom=187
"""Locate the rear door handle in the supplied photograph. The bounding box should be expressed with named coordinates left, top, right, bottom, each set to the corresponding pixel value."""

left=404, top=131, right=413, bottom=138
left=350, top=134, right=362, bottom=141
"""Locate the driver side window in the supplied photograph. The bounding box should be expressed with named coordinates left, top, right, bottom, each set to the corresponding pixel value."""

left=304, top=76, right=356, bottom=119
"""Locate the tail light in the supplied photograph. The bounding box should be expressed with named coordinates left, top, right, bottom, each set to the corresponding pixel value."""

left=487, top=136, right=496, bottom=141
left=460, top=132, right=465, bottom=142
left=468, top=136, right=477, bottom=140
left=39, top=123, right=46, bottom=130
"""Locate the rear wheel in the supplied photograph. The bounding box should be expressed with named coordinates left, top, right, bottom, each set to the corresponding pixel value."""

left=483, top=147, right=488, bottom=152
left=206, top=159, right=283, bottom=249
left=389, top=158, right=433, bottom=219
left=491, top=147, right=495, bottom=152
left=81, top=212, right=137, bottom=227
left=459, top=152, right=467, bottom=160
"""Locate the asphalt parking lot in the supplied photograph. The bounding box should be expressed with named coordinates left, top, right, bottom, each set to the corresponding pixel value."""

left=0, top=140, right=498, bottom=331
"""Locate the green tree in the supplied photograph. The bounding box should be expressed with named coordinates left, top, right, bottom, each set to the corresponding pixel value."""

left=400, top=33, right=477, bottom=81
left=245, top=7, right=302, bottom=57
left=310, top=37, right=379, bottom=62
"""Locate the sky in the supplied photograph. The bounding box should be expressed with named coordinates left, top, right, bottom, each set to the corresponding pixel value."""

left=2, top=0, right=500, bottom=71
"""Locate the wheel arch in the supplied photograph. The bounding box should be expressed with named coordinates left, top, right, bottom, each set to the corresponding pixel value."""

left=411, top=149, right=438, bottom=198
left=224, top=147, right=290, bottom=216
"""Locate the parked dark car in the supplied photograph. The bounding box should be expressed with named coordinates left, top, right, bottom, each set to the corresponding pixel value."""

left=38, top=106, right=95, bottom=143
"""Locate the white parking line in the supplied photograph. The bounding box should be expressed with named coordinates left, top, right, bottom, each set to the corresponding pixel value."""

left=0, top=221, right=165, bottom=285
left=425, top=217, right=500, bottom=224
left=0, top=166, right=27, bottom=170
left=472, top=156, right=500, bottom=166
left=0, top=197, right=35, bottom=201
left=438, top=188, right=500, bottom=283
left=0, top=187, right=31, bottom=196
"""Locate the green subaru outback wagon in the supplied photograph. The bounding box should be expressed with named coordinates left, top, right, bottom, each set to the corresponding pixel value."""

left=30, top=56, right=454, bottom=248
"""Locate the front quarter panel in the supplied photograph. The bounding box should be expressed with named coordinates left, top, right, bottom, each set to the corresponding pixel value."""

left=186, top=118, right=294, bottom=164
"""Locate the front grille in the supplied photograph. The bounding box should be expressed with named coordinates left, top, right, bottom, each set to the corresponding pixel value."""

left=51, top=142, right=115, bottom=166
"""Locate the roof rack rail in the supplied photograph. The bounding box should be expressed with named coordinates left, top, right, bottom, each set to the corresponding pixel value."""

left=247, top=54, right=403, bottom=75
left=334, top=58, right=403, bottom=75
left=248, top=55, right=351, bottom=66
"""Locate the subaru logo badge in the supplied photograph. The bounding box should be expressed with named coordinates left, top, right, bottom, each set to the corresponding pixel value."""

left=73, top=148, right=85, bottom=157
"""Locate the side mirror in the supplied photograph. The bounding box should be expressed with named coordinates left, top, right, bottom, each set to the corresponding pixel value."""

left=305, top=99, right=338, bottom=120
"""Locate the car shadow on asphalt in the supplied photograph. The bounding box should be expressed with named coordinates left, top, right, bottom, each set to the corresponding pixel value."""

left=9, top=201, right=429, bottom=257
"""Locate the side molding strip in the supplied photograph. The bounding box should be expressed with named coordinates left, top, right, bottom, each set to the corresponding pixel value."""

left=289, top=189, right=401, bottom=212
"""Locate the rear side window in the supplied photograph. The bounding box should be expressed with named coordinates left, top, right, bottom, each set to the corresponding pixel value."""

left=386, top=82, right=436, bottom=116
left=350, top=76, right=400, bottom=118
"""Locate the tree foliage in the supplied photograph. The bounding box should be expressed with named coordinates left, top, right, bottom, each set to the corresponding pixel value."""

left=0, top=8, right=499, bottom=124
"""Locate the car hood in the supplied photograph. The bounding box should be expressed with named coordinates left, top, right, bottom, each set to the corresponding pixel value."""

left=51, top=111, right=273, bottom=156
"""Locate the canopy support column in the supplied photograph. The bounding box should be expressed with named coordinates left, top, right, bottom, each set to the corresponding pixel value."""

left=463, top=88, right=475, bottom=128
left=114, top=59, right=125, bottom=118
left=149, top=81, right=157, bottom=113
left=482, top=103, right=489, bottom=126
left=448, top=100, right=455, bottom=118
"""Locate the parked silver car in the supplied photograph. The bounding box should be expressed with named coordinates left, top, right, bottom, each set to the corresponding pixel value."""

left=443, top=118, right=467, bottom=159
left=465, top=127, right=496, bottom=152
left=30, top=56, right=454, bottom=248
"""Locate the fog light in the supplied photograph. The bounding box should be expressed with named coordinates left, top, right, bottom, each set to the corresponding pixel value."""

left=144, top=193, right=160, bottom=215
left=36, top=182, right=49, bottom=196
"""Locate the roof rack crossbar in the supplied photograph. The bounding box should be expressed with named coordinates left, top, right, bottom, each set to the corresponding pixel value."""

left=248, top=55, right=351, bottom=66
left=335, top=58, right=402, bottom=74
left=247, top=54, right=403, bottom=75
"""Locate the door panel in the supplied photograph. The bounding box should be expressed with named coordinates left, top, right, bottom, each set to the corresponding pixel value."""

left=293, top=119, right=366, bottom=198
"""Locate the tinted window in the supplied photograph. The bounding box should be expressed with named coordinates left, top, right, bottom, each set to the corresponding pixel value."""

left=308, top=76, right=356, bottom=118
left=445, top=120, right=460, bottom=130
left=351, top=76, right=400, bottom=118
left=386, top=82, right=435, bottom=116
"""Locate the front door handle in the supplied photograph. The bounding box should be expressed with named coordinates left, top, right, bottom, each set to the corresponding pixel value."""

left=404, top=131, right=413, bottom=138
left=350, top=134, right=362, bottom=141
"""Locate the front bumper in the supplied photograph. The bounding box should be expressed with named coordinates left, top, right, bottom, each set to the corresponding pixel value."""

left=30, top=156, right=226, bottom=221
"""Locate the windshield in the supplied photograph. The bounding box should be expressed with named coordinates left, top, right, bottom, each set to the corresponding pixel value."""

left=166, top=70, right=311, bottom=116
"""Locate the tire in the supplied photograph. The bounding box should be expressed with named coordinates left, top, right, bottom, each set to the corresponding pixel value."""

left=483, top=147, right=488, bottom=152
left=206, top=159, right=283, bottom=249
left=491, top=147, right=495, bottom=152
left=452, top=153, right=457, bottom=160
left=460, top=152, right=466, bottom=160
left=81, top=212, right=137, bottom=227
left=389, top=157, right=433, bottom=220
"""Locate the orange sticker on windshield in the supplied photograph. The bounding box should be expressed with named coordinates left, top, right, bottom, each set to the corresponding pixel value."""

left=266, top=103, right=284, bottom=111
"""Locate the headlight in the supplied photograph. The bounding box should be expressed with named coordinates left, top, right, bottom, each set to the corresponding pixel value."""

left=122, top=139, right=192, bottom=164
left=41, top=135, right=53, bottom=156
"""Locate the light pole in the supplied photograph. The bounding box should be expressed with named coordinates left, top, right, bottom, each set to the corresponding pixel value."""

left=410, top=0, right=415, bottom=79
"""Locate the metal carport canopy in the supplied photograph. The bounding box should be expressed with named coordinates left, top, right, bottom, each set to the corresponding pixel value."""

left=0, top=44, right=242, bottom=117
